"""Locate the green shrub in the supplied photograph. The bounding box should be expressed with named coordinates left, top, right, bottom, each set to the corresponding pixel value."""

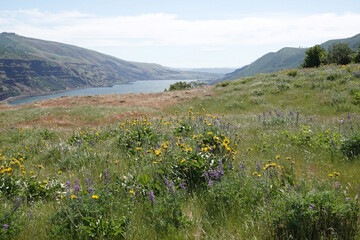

left=340, top=131, right=360, bottom=158
left=270, top=190, right=359, bottom=240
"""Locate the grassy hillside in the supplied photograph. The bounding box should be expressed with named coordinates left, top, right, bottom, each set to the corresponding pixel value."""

left=0, top=33, right=219, bottom=101
left=1, top=64, right=360, bottom=239
left=222, top=33, right=360, bottom=81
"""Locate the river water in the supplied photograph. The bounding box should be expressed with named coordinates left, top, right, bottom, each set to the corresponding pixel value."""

left=8, top=79, right=196, bottom=105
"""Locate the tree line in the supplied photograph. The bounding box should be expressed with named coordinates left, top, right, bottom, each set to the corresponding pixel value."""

left=302, top=43, right=360, bottom=68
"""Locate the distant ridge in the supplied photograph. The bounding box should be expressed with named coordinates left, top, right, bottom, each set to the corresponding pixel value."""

left=0, top=33, right=220, bottom=101
left=222, top=33, right=360, bottom=81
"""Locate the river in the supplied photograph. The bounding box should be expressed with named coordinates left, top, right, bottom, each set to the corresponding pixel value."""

left=8, top=79, right=197, bottom=105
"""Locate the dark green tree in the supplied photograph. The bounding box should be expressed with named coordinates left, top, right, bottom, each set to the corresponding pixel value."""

left=353, top=45, right=360, bottom=63
left=327, top=43, right=353, bottom=65
left=302, top=45, right=326, bottom=68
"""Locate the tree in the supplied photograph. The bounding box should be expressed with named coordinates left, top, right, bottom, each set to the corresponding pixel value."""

left=302, top=45, right=326, bottom=68
left=327, top=43, right=353, bottom=65
left=353, top=45, right=360, bottom=63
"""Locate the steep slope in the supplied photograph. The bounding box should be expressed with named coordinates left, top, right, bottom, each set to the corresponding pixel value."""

left=222, top=47, right=306, bottom=80
left=222, top=33, right=360, bottom=81
left=0, top=33, right=219, bottom=101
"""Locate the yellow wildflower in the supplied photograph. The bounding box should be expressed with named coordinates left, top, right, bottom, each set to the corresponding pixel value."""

left=71, top=195, right=77, bottom=199
left=129, top=190, right=134, bottom=194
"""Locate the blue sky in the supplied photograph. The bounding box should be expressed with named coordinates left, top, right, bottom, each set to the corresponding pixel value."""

left=1, top=0, right=360, bottom=68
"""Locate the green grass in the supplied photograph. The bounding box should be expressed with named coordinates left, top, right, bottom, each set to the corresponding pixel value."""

left=1, top=64, right=360, bottom=239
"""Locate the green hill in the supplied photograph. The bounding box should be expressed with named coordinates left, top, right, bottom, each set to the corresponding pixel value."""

left=222, top=33, right=360, bottom=81
left=0, top=33, right=219, bottom=101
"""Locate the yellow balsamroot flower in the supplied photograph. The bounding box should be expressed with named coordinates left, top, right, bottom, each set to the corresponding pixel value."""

left=223, top=139, right=230, bottom=145
left=334, top=172, right=340, bottom=177
left=153, top=161, right=158, bottom=164
left=58, top=171, right=62, bottom=174
left=43, top=180, right=47, bottom=184
left=257, top=174, right=262, bottom=177
left=38, top=165, right=44, bottom=169
left=23, top=171, right=26, bottom=174
left=30, top=171, right=35, bottom=174
left=275, top=155, right=280, bottom=160
left=114, top=160, right=119, bottom=164
left=329, top=174, right=334, bottom=178
left=40, top=185, right=45, bottom=188
left=129, top=190, right=134, bottom=194
left=252, top=172, right=258, bottom=176
left=272, top=163, right=276, bottom=167
left=92, top=195, right=99, bottom=199
left=71, top=195, right=77, bottom=199
left=180, top=159, right=186, bottom=164
left=208, top=123, right=212, bottom=126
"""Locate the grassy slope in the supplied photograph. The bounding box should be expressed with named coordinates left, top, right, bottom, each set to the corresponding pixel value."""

left=1, top=64, right=360, bottom=239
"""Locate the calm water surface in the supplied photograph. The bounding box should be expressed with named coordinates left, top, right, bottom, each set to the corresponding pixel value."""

left=9, top=80, right=196, bottom=105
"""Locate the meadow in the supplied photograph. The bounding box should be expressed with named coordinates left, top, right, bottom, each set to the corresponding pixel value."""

left=1, top=64, right=360, bottom=239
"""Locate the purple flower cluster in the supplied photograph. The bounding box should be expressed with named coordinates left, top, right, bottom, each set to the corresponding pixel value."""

left=309, top=203, right=315, bottom=210
left=149, top=190, right=155, bottom=205
left=204, top=160, right=224, bottom=187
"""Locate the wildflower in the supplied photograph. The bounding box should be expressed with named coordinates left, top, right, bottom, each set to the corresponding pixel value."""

left=43, top=180, right=47, bottom=184
left=275, top=155, right=280, bottom=160
left=149, top=190, right=155, bottom=205
left=180, top=159, right=186, bottom=164
left=3, top=224, right=9, bottom=229
left=38, top=165, right=44, bottom=169
left=334, top=172, right=340, bottom=177
left=286, top=157, right=291, bottom=160
left=71, top=195, right=77, bottom=199
left=164, top=179, right=169, bottom=187
left=58, top=171, right=62, bottom=174
left=346, top=197, right=351, bottom=203
left=208, top=180, right=214, bottom=187
left=40, top=185, right=45, bottom=188
left=180, top=181, right=186, bottom=190
left=92, top=195, right=99, bottom=199
left=252, top=172, right=258, bottom=176
left=309, top=204, right=315, bottom=210
left=272, top=163, right=276, bottom=167
left=169, top=181, right=175, bottom=193
left=129, top=190, right=134, bottom=195
left=329, top=174, right=333, bottom=178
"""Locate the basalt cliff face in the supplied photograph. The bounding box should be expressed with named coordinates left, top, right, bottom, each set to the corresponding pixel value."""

left=0, top=33, right=219, bottom=101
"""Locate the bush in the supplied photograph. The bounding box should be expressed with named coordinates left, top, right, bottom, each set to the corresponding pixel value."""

left=167, top=81, right=193, bottom=91
left=271, top=190, right=359, bottom=240
left=340, top=131, right=360, bottom=158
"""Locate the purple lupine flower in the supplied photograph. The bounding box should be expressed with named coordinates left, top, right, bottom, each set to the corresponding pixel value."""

left=208, top=180, right=214, bottom=187
left=258, top=114, right=261, bottom=121
left=348, top=112, right=351, bottom=120
left=164, top=179, right=169, bottom=187
left=341, top=119, right=345, bottom=124
left=309, top=116, right=312, bottom=122
left=203, top=170, right=209, bottom=180
left=3, top=224, right=9, bottom=229
left=269, top=109, right=272, bottom=115
left=180, top=181, right=185, bottom=190
left=73, top=178, right=80, bottom=195
left=77, top=140, right=81, bottom=147
left=256, top=162, right=261, bottom=172
left=289, top=111, right=294, bottom=116
left=334, top=181, right=340, bottom=189
left=296, top=111, right=299, bottom=121
left=104, top=169, right=111, bottom=185
left=209, top=168, right=216, bottom=179
left=169, top=181, right=175, bottom=193
left=87, top=187, right=94, bottom=195
left=309, top=204, right=315, bottom=210
left=346, top=197, right=351, bottom=203
left=149, top=190, right=155, bottom=205
left=65, top=180, right=71, bottom=195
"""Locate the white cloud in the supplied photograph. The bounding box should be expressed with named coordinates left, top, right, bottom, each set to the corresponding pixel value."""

left=1, top=9, right=360, bottom=50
